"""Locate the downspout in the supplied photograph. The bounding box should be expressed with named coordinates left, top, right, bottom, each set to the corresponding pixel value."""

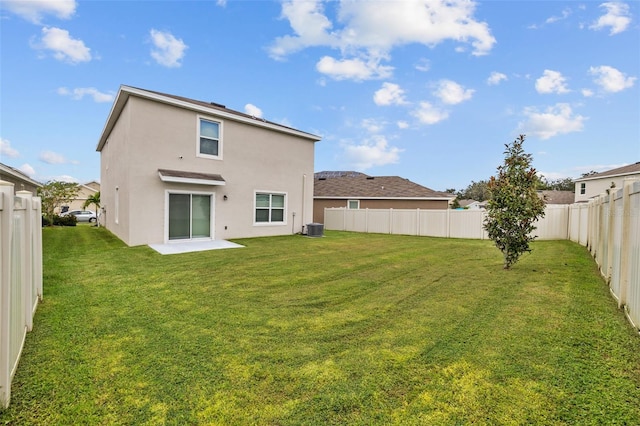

left=301, top=174, right=306, bottom=234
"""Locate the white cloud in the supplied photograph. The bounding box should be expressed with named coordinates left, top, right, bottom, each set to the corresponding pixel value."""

left=397, top=121, right=409, bottom=129
left=487, top=71, right=507, bottom=85
left=412, top=102, right=449, bottom=125
left=433, top=80, right=474, bottom=105
left=590, top=2, right=631, bottom=35
left=2, top=0, right=76, bottom=24
left=342, top=135, right=403, bottom=169
left=0, top=138, right=20, bottom=158
left=269, top=0, right=337, bottom=59
left=39, top=150, right=70, bottom=164
left=581, top=88, right=594, bottom=97
left=520, top=103, right=587, bottom=139
left=244, top=103, right=263, bottom=118
left=57, top=87, right=114, bottom=103
left=374, top=82, right=408, bottom=106
left=535, top=70, right=570, bottom=94
left=149, top=29, right=187, bottom=68
left=361, top=118, right=385, bottom=133
left=18, top=164, right=36, bottom=178
left=545, top=7, right=572, bottom=24
left=316, top=55, right=393, bottom=81
left=589, top=65, right=636, bottom=93
left=270, top=0, right=495, bottom=80
left=415, top=58, right=431, bottom=72
left=52, top=175, right=79, bottom=183
left=35, top=26, right=92, bottom=63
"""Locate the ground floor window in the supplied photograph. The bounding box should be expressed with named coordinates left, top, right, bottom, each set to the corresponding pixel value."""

left=348, top=199, right=360, bottom=209
left=255, top=192, right=285, bottom=224
left=168, top=193, right=212, bottom=240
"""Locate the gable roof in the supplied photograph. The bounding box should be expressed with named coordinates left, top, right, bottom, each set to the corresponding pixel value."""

left=538, top=190, right=575, bottom=204
left=0, top=162, right=42, bottom=188
left=574, top=162, right=640, bottom=182
left=314, top=171, right=454, bottom=200
left=97, top=85, right=321, bottom=151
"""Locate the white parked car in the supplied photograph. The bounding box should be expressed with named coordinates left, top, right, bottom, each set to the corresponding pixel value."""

left=61, top=210, right=97, bottom=222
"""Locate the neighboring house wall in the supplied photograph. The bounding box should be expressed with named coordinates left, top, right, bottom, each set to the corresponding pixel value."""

left=99, top=88, right=319, bottom=246
left=574, top=162, right=640, bottom=203
left=0, top=162, right=41, bottom=195
left=60, top=182, right=100, bottom=213
left=314, top=199, right=449, bottom=223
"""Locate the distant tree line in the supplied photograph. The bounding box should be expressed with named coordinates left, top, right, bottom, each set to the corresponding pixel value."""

left=447, top=171, right=596, bottom=205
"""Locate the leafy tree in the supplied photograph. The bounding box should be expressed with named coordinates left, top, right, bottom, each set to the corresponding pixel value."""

left=458, top=180, right=491, bottom=201
left=483, top=135, right=546, bottom=269
left=538, top=177, right=574, bottom=191
left=37, top=181, right=80, bottom=225
left=82, top=191, right=101, bottom=226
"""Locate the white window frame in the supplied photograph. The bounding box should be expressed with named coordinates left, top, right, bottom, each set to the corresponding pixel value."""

left=164, top=189, right=215, bottom=243
left=347, top=199, right=360, bottom=209
left=253, top=190, right=287, bottom=226
left=196, top=115, right=223, bottom=160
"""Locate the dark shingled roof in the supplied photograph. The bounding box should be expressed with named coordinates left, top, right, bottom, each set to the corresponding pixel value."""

left=574, top=162, right=640, bottom=181
left=314, top=171, right=454, bottom=199
left=539, top=190, right=575, bottom=204
left=158, top=169, right=224, bottom=182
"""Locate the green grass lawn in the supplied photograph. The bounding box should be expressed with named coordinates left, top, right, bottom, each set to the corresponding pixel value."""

left=2, top=226, right=639, bottom=425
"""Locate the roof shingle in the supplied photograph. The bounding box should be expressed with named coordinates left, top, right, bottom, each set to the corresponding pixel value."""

left=314, top=171, right=453, bottom=199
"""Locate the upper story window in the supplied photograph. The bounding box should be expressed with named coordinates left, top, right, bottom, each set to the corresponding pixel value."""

left=580, top=183, right=586, bottom=195
left=255, top=192, right=286, bottom=224
left=198, top=117, right=222, bottom=159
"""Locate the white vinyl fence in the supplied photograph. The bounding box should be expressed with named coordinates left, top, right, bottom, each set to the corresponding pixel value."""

left=0, top=181, right=43, bottom=409
left=324, top=204, right=570, bottom=240
left=325, top=181, right=640, bottom=331
left=580, top=179, right=640, bottom=330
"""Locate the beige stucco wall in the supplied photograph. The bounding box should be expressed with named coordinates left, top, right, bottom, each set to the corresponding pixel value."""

left=100, top=95, right=316, bottom=246
left=313, top=199, right=450, bottom=223
left=59, top=184, right=99, bottom=214
left=574, top=175, right=640, bottom=203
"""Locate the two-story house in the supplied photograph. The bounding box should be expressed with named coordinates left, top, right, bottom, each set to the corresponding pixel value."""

left=574, top=162, right=640, bottom=203
left=97, top=86, right=320, bottom=247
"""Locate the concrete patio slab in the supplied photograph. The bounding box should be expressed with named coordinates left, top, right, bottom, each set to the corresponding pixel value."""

left=149, top=240, right=244, bottom=255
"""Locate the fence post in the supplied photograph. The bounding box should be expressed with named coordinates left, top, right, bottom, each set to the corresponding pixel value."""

left=618, top=178, right=637, bottom=308
left=16, top=191, right=34, bottom=331
left=0, top=181, right=14, bottom=408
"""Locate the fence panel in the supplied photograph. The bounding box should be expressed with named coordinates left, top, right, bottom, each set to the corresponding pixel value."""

left=324, top=208, right=345, bottom=231
left=609, top=189, right=624, bottom=302
left=418, top=210, right=449, bottom=237
left=568, top=203, right=589, bottom=246
left=625, top=181, right=640, bottom=328
left=390, top=209, right=419, bottom=236
left=535, top=205, right=569, bottom=240
left=449, top=209, right=485, bottom=239
left=0, top=183, right=43, bottom=409
left=366, top=209, right=390, bottom=234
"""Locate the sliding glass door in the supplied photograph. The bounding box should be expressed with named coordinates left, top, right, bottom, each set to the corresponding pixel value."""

left=168, top=193, right=212, bottom=240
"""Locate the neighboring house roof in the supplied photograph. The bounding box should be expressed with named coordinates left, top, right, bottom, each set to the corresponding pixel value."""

left=458, top=199, right=482, bottom=208
left=539, top=190, right=575, bottom=204
left=83, top=181, right=100, bottom=191
left=0, top=162, right=42, bottom=189
left=97, top=85, right=321, bottom=151
left=314, top=171, right=454, bottom=200
left=574, top=162, right=640, bottom=182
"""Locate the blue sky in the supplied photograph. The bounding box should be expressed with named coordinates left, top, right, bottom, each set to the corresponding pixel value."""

left=1, top=0, right=638, bottom=191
